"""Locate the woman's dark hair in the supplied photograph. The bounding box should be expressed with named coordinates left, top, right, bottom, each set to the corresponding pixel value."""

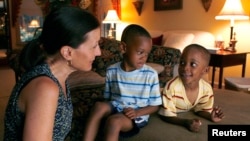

left=19, top=6, right=100, bottom=72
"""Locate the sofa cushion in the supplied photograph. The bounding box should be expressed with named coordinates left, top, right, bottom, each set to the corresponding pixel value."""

left=68, top=71, right=105, bottom=90
left=224, top=77, right=250, bottom=94
left=147, top=45, right=181, bottom=87
left=161, top=30, right=215, bottom=50
left=163, top=33, right=194, bottom=52
left=148, top=30, right=164, bottom=38
left=93, top=37, right=123, bottom=77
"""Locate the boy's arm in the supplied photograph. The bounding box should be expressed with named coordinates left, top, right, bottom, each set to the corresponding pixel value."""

left=159, top=115, right=192, bottom=127
left=194, top=83, right=224, bottom=122
left=136, top=105, right=159, bottom=116
left=104, top=68, right=112, bottom=101
left=159, top=115, right=202, bottom=132
left=195, top=111, right=211, bottom=120
left=195, top=106, right=224, bottom=122
left=123, top=105, right=159, bottom=120
left=137, top=71, right=161, bottom=116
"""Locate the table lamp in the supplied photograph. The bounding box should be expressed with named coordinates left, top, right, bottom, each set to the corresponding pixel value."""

left=28, top=19, right=40, bottom=28
left=215, top=0, right=249, bottom=52
left=102, top=10, right=120, bottom=39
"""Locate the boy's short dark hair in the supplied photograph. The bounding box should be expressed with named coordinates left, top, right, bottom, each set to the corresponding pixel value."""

left=183, top=44, right=211, bottom=66
left=121, top=24, right=151, bottom=45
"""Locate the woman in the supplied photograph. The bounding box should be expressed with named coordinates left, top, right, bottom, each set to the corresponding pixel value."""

left=4, top=6, right=101, bottom=141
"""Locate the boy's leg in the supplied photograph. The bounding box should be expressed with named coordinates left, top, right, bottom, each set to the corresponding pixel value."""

left=103, top=113, right=134, bottom=141
left=82, top=102, right=111, bottom=141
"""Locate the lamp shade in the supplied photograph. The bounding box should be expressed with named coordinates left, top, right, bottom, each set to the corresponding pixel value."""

left=102, top=10, right=120, bottom=24
left=29, top=19, right=40, bottom=28
left=215, top=0, right=249, bottom=20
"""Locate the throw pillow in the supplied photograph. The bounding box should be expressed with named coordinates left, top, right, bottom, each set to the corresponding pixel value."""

left=163, top=33, right=194, bottom=52
left=152, top=34, right=163, bottom=45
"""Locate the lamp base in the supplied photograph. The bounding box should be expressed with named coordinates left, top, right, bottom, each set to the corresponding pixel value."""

left=224, top=47, right=236, bottom=52
left=107, top=27, right=115, bottom=39
left=224, top=40, right=237, bottom=52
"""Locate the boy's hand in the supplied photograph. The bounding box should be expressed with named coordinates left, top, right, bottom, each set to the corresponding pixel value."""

left=187, top=119, right=202, bottom=132
left=211, top=106, right=224, bottom=122
left=123, top=107, right=137, bottom=119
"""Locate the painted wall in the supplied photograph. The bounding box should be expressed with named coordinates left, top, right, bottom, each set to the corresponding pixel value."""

left=10, top=0, right=250, bottom=86
left=110, top=0, right=250, bottom=86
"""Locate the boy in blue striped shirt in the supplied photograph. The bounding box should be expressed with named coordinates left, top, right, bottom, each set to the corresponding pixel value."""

left=83, top=24, right=162, bottom=141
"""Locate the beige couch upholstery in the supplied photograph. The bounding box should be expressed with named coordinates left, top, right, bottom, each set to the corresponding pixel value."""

left=149, top=29, right=215, bottom=52
left=150, top=29, right=215, bottom=82
left=64, top=37, right=181, bottom=140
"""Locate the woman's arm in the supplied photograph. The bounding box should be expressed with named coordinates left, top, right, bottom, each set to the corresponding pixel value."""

left=19, top=76, right=59, bottom=141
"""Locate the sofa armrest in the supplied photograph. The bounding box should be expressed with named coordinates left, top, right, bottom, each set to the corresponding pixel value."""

left=147, top=45, right=181, bottom=87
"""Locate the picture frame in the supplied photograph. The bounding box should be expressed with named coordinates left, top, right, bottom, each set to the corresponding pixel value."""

left=15, top=0, right=101, bottom=44
left=201, top=0, right=212, bottom=12
left=75, top=0, right=100, bottom=20
left=154, top=0, right=182, bottom=11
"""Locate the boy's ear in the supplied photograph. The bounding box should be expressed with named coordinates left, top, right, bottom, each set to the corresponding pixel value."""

left=60, top=46, right=73, bottom=60
left=202, top=66, right=209, bottom=74
left=120, top=41, right=127, bottom=54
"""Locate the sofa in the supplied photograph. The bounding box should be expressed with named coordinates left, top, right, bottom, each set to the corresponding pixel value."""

left=65, top=29, right=218, bottom=140
left=8, top=32, right=250, bottom=141
left=143, top=29, right=215, bottom=52
left=66, top=36, right=181, bottom=140
left=65, top=34, right=250, bottom=141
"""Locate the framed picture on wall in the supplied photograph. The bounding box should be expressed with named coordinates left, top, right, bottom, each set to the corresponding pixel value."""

left=14, top=0, right=101, bottom=44
left=76, top=0, right=100, bottom=20
left=154, top=0, right=182, bottom=11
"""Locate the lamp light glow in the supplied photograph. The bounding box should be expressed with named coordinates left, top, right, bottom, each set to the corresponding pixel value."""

left=29, top=19, right=40, bottom=28
left=215, top=0, right=249, bottom=22
left=102, top=10, right=120, bottom=39
left=215, top=0, right=249, bottom=52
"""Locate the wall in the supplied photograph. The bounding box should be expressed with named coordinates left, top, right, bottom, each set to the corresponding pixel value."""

left=9, top=0, right=250, bottom=86
left=118, top=0, right=250, bottom=49
left=112, top=0, right=250, bottom=86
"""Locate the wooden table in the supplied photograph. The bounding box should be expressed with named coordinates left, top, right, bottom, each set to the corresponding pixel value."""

left=209, top=50, right=248, bottom=89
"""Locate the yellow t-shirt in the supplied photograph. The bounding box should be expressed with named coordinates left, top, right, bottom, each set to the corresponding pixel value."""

left=158, top=77, right=214, bottom=117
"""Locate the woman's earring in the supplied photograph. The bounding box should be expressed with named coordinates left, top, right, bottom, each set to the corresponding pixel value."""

left=67, top=60, right=72, bottom=66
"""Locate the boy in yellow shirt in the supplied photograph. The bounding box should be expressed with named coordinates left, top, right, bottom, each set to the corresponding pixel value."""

left=158, top=44, right=224, bottom=132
